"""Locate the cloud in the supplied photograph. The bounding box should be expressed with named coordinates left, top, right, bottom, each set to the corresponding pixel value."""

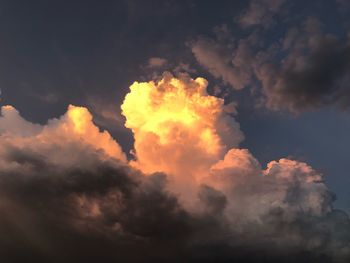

left=85, top=97, right=126, bottom=133
left=0, top=105, right=42, bottom=136
left=0, top=104, right=194, bottom=262
left=1, top=76, right=350, bottom=262
left=191, top=9, right=350, bottom=113
left=205, top=150, right=350, bottom=262
left=121, top=73, right=244, bottom=205
left=124, top=74, right=349, bottom=261
left=0, top=104, right=126, bottom=166
left=207, top=150, right=334, bottom=221
left=0, top=147, right=193, bottom=262
left=238, top=0, right=285, bottom=28
left=256, top=17, right=350, bottom=112
left=147, top=57, right=168, bottom=68
left=190, top=36, right=255, bottom=90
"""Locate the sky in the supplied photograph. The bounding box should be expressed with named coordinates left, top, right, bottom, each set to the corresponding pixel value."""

left=1, top=0, right=350, bottom=262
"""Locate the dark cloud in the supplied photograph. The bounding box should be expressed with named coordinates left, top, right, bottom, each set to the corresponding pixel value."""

left=257, top=19, right=350, bottom=112
left=2, top=145, right=349, bottom=262
left=1, top=1, right=350, bottom=262
left=0, top=121, right=349, bottom=262
left=190, top=33, right=257, bottom=90
left=237, top=0, right=286, bottom=28
left=191, top=4, right=350, bottom=113
left=0, top=146, right=190, bottom=262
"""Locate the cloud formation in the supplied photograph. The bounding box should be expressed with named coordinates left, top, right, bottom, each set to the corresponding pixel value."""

left=191, top=36, right=255, bottom=90
left=121, top=73, right=243, bottom=205
left=1, top=75, right=350, bottom=262
left=0, top=103, right=194, bottom=262
left=147, top=57, right=168, bottom=68
left=190, top=1, right=350, bottom=113
left=257, top=18, right=350, bottom=112
left=238, top=0, right=285, bottom=28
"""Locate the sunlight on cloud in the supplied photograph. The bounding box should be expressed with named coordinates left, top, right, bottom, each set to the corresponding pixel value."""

left=0, top=74, right=349, bottom=261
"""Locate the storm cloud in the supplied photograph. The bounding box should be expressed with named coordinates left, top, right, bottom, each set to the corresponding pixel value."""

left=1, top=74, right=350, bottom=262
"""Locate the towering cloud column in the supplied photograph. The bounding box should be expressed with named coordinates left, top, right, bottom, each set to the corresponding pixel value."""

left=121, top=74, right=244, bottom=201
left=121, top=74, right=335, bottom=225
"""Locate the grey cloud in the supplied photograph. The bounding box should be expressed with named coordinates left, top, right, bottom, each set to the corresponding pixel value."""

left=0, top=127, right=349, bottom=262
left=1, top=104, right=350, bottom=262
left=238, top=0, right=285, bottom=28
left=190, top=35, right=256, bottom=90
left=1, top=147, right=347, bottom=262
left=0, top=145, right=194, bottom=262
left=147, top=57, right=168, bottom=68
left=0, top=106, right=42, bottom=136
left=191, top=11, right=350, bottom=113
left=256, top=18, right=350, bottom=112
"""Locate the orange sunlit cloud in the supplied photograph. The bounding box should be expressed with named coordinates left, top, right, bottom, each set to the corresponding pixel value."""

left=0, top=104, right=126, bottom=168
left=0, top=74, right=341, bottom=260
left=121, top=74, right=245, bottom=202
left=0, top=75, right=334, bottom=226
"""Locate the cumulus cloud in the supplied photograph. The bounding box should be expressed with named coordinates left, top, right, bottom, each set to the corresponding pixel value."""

left=1, top=75, right=350, bottom=262
left=0, top=146, right=192, bottom=262
left=121, top=73, right=244, bottom=205
left=142, top=58, right=197, bottom=83
left=0, top=105, right=42, bottom=136
left=0, top=104, right=126, bottom=168
left=0, top=104, right=194, bottom=262
left=120, top=74, right=349, bottom=261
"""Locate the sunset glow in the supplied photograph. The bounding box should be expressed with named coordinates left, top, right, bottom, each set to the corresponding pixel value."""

left=121, top=75, right=228, bottom=182
left=1, top=1, right=349, bottom=262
